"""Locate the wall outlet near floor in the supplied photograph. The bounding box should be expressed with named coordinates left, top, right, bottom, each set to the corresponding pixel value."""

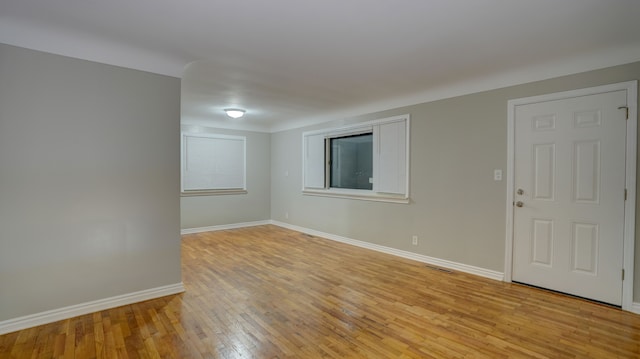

left=494, top=169, right=502, bottom=181
left=285, top=212, right=289, bottom=219
left=412, top=235, right=418, bottom=246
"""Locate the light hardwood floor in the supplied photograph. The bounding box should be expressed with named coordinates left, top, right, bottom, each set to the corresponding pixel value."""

left=2, top=225, right=640, bottom=358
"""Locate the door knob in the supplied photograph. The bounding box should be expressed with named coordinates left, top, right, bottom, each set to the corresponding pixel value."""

left=515, top=201, right=524, bottom=207
left=517, top=188, right=524, bottom=195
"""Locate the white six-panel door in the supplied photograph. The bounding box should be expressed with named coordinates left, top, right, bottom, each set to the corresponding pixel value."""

left=512, top=90, right=627, bottom=305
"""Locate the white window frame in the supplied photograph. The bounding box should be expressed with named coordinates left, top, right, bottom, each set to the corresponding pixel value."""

left=302, top=114, right=410, bottom=203
left=181, top=132, right=247, bottom=196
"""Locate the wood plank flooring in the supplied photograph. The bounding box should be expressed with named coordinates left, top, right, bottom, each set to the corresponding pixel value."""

left=2, top=225, right=640, bottom=358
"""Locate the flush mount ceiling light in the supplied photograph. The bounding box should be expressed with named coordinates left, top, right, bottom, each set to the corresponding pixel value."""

left=224, top=108, right=246, bottom=119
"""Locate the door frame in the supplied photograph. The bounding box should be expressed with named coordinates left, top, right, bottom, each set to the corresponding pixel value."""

left=504, top=81, right=638, bottom=312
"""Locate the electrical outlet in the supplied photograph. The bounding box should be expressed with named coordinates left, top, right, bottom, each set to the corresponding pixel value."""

left=285, top=212, right=289, bottom=219
left=412, top=235, right=418, bottom=246
left=494, top=169, right=502, bottom=181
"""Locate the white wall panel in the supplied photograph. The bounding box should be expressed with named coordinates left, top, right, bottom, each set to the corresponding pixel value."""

left=376, top=121, right=407, bottom=194
left=304, top=133, right=326, bottom=189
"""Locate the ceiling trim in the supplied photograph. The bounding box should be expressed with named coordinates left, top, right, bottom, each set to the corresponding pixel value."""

left=271, top=42, right=640, bottom=133
left=0, top=18, right=186, bottom=77
left=2, top=17, right=639, bottom=134
left=181, top=117, right=272, bottom=133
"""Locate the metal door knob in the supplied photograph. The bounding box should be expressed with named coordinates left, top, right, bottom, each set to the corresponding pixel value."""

left=515, top=201, right=524, bottom=207
left=517, top=188, right=524, bottom=195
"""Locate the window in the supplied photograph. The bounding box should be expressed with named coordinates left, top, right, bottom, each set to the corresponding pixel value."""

left=330, top=133, right=373, bottom=190
left=302, top=115, right=410, bottom=203
left=181, top=133, right=246, bottom=196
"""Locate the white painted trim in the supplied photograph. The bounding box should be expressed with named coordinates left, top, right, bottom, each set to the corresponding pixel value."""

left=631, top=302, right=640, bottom=315
left=272, top=221, right=504, bottom=281
left=504, top=98, right=516, bottom=282
left=301, top=114, right=409, bottom=137
left=302, top=189, right=410, bottom=204
left=622, top=81, right=637, bottom=312
left=301, top=114, right=411, bottom=202
left=0, top=19, right=186, bottom=77
left=182, top=220, right=502, bottom=280
left=505, top=81, right=637, bottom=312
left=181, top=132, right=247, bottom=193
left=180, top=220, right=272, bottom=235
left=0, top=283, right=185, bottom=335
left=2, top=20, right=639, bottom=132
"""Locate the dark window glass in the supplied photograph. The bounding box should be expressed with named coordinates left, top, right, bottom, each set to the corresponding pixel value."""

left=330, top=133, right=373, bottom=190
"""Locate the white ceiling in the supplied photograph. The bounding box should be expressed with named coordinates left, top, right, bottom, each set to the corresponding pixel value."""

left=2, top=0, right=640, bottom=132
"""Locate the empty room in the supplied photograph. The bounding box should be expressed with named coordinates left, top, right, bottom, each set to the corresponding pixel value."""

left=2, top=0, right=640, bottom=358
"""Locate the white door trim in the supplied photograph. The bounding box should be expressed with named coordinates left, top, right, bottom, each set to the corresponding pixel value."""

left=505, top=81, right=637, bottom=311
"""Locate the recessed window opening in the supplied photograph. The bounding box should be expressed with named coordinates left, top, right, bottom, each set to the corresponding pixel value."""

left=181, top=133, right=247, bottom=196
left=329, top=133, right=373, bottom=190
left=302, top=114, right=410, bottom=203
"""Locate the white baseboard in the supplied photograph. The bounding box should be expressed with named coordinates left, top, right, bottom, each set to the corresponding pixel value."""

left=0, top=282, right=185, bottom=335
left=271, top=221, right=504, bottom=281
left=631, top=302, right=640, bottom=315
left=182, top=220, right=503, bottom=281
left=181, top=220, right=272, bottom=235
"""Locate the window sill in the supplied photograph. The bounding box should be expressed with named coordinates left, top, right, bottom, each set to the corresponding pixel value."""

left=302, top=189, right=409, bottom=204
left=181, top=189, right=247, bottom=197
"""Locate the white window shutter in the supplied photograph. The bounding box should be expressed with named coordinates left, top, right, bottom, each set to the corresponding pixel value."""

left=375, top=121, right=407, bottom=194
left=182, top=134, right=246, bottom=191
left=304, top=134, right=325, bottom=188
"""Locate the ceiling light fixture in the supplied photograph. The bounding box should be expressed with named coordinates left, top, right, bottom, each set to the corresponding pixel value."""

left=224, top=108, right=246, bottom=119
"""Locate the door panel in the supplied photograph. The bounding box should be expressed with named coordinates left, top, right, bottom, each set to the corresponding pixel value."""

left=513, top=90, right=627, bottom=305
left=531, top=219, right=553, bottom=266
left=573, top=140, right=600, bottom=203
left=571, top=222, right=598, bottom=274
left=533, top=143, right=555, bottom=200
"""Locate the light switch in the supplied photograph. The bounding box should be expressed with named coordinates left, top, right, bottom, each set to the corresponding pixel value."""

left=494, top=169, right=502, bottom=181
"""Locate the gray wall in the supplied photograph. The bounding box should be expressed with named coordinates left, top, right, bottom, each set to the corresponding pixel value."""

left=271, top=61, right=640, bottom=299
left=0, top=44, right=182, bottom=321
left=3, top=41, right=638, bottom=324
left=180, top=126, right=271, bottom=229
